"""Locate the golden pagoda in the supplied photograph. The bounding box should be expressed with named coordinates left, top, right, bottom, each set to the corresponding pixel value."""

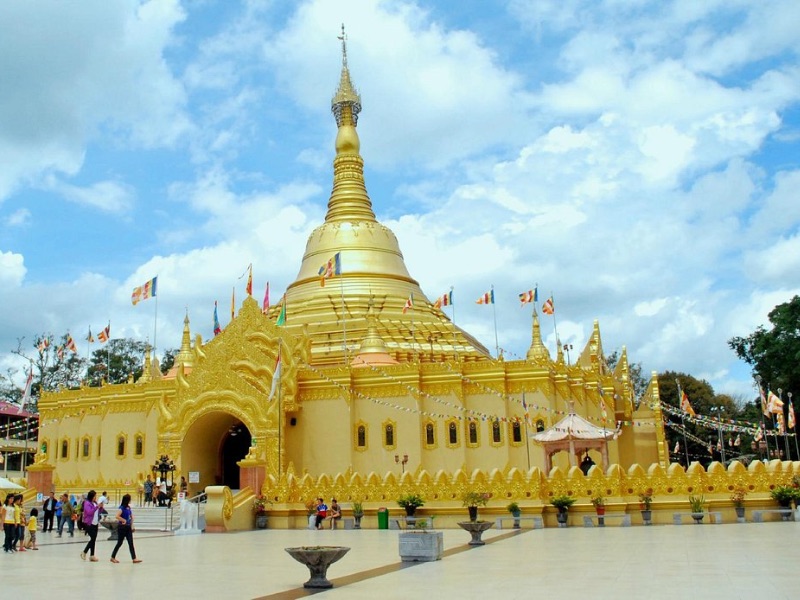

left=31, top=29, right=682, bottom=528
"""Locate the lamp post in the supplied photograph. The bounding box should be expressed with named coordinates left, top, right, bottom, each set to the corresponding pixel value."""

left=710, top=406, right=726, bottom=464
left=563, top=343, right=573, bottom=365
left=394, top=453, right=408, bottom=474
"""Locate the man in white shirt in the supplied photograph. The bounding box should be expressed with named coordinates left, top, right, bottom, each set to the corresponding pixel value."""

left=97, top=491, right=108, bottom=516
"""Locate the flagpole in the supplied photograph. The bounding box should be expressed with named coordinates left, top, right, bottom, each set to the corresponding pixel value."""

left=549, top=291, right=559, bottom=355
left=778, top=388, right=790, bottom=459
left=153, top=287, right=159, bottom=363
left=106, top=321, right=111, bottom=383
left=450, top=286, right=458, bottom=360
left=756, top=376, right=771, bottom=459
left=491, top=284, right=499, bottom=358
left=676, top=379, right=690, bottom=466
left=523, top=392, right=531, bottom=471
left=790, top=393, right=799, bottom=460
left=278, top=346, right=282, bottom=476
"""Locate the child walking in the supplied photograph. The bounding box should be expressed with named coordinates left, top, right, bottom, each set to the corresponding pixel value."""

left=25, top=508, right=39, bottom=550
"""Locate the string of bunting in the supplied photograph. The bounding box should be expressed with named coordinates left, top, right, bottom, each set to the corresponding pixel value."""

left=660, top=402, right=795, bottom=436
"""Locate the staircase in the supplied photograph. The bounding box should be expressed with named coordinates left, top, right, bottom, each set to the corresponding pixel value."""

left=131, top=506, right=180, bottom=532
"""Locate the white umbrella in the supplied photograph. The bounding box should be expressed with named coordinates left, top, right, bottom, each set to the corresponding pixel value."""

left=0, top=477, right=24, bottom=490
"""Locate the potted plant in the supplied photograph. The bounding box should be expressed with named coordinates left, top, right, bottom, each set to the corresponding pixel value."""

left=397, top=493, right=425, bottom=517
left=770, top=485, right=797, bottom=520
left=462, top=490, right=490, bottom=522
left=639, top=489, right=654, bottom=525
left=305, top=499, right=318, bottom=530
left=551, top=495, right=576, bottom=527
left=507, top=501, right=521, bottom=529
left=591, top=496, right=606, bottom=516
left=253, top=495, right=271, bottom=529
left=730, top=487, right=747, bottom=522
left=688, top=494, right=705, bottom=524
left=352, top=501, right=364, bottom=529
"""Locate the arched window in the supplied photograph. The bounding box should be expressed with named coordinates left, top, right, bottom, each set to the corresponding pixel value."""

left=385, top=424, right=394, bottom=447
left=492, top=421, right=502, bottom=444
left=61, top=439, right=69, bottom=459
left=426, top=423, right=435, bottom=446
left=536, top=419, right=545, bottom=432
left=135, top=435, right=144, bottom=457
left=468, top=421, right=478, bottom=445
left=82, top=438, right=90, bottom=458
left=512, top=421, right=522, bottom=443
left=117, top=435, right=126, bottom=457
left=357, top=425, right=366, bottom=448
left=448, top=422, right=458, bottom=445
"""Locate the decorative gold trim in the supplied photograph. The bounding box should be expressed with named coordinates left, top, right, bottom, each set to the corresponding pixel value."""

left=445, top=418, right=460, bottom=448
left=381, top=418, right=397, bottom=451
left=422, top=419, right=437, bottom=450
left=354, top=420, right=368, bottom=452
left=466, top=418, right=480, bottom=448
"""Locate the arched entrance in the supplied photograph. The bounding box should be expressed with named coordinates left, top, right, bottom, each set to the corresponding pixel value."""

left=182, top=411, right=252, bottom=493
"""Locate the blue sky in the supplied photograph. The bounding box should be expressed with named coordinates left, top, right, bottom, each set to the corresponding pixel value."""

left=1, top=0, right=799, bottom=400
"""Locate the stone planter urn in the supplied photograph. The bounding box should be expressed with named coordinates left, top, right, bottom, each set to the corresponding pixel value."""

left=398, top=531, right=444, bottom=562
left=353, top=513, right=363, bottom=529
left=641, top=510, right=652, bottom=525
left=255, top=514, right=268, bottom=529
left=511, top=510, right=521, bottom=529
left=285, top=546, right=351, bottom=589
left=100, top=518, right=119, bottom=541
left=556, top=509, right=569, bottom=528
left=735, top=507, right=745, bottom=523
left=457, top=520, right=493, bottom=546
left=467, top=506, right=479, bottom=522
left=691, top=512, right=705, bottom=524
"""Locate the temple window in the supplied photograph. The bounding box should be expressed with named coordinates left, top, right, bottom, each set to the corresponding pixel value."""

left=382, top=419, right=397, bottom=450
left=117, top=435, right=126, bottom=457
left=467, top=420, right=479, bottom=446
left=354, top=421, right=368, bottom=451
left=426, top=423, right=435, bottom=446
left=492, top=421, right=502, bottom=444
left=82, top=437, right=90, bottom=458
left=447, top=420, right=459, bottom=446
left=385, top=424, right=394, bottom=447
left=536, top=419, right=545, bottom=432
left=512, top=422, right=522, bottom=443
left=61, top=439, right=68, bottom=460
left=134, top=434, right=144, bottom=457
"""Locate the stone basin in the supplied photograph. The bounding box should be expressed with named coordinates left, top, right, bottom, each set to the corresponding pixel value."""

left=284, top=545, right=351, bottom=589
left=457, top=520, right=493, bottom=545
left=100, top=518, right=119, bottom=540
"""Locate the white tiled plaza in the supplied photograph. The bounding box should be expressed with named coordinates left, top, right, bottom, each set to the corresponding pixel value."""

left=3, top=521, right=797, bottom=599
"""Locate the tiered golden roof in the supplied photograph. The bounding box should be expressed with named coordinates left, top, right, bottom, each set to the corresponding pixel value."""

left=276, top=26, right=490, bottom=366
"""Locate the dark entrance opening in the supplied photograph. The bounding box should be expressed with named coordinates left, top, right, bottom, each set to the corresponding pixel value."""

left=220, top=422, right=251, bottom=489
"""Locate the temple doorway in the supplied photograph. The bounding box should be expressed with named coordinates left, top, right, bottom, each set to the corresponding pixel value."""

left=181, top=411, right=252, bottom=494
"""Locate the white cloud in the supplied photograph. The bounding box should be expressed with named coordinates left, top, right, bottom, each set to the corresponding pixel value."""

left=0, top=251, right=25, bottom=286
left=5, top=209, right=31, bottom=227
left=47, top=179, right=136, bottom=213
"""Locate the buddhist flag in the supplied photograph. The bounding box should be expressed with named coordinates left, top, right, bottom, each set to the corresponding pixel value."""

left=65, top=334, right=78, bottom=353
left=542, top=296, right=555, bottom=315
left=20, top=367, right=33, bottom=411
left=519, top=290, right=536, bottom=305
left=131, top=276, right=157, bottom=305
left=213, top=301, right=222, bottom=336
left=268, top=350, right=282, bottom=401
left=37, top=339, right=50, bottom=354
left=56, top=345, right=64, bottom=360
left=476, top=289, right=494, bottom=304
left=262, top=282, right=270, bottom=314
left=759, top=386, right=769, bottom=417
left=680, top=390, right=696, bottom=417
left=767, top=390, right=783, bottom=414
left=673, top=440, right=680, bottom=454
left=433, top=290, right=452, bottom=309
left=98, top=324, right=110, bottom=343
left=246, top=264, right=253, bottom=296
left=754, top=425, right=763, bottom=442
left=776, top=412, right=786, bottom=434
left=275, top=296, right=286, bottom=326
left=318, top=252, right=341, bottom=286
left=734, top=434, right=741, bottom=447
left=86, top=328, right=95, bottom=343
left=788, top=401, right=796, bottom=430
left=522, top=393, right=531, bottom=427
left=402, top=294, right=414, bottom=314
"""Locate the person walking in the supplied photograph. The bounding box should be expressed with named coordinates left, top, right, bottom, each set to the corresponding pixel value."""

left=25, top=508, right=39, bottom=550
left=2, top=494, right=15, bottom=552
left=14, top=494, right=26, bottom=552
left=109, top=494, right=142, bottom=564
left=58, top=493, right=75, bottom=537
left=80, top=490, right=100, bottom=562
left=42, top=491, right=57, bottom=532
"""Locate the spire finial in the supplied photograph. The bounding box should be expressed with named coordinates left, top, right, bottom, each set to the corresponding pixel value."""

left=338, top=23, right=348, bottom=69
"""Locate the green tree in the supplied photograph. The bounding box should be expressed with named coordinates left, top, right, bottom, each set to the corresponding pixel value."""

left=728, top=295, right=800, bottom=395
left=87, top=338, right=150, bottom=386
left=10, top=334, right=87, bottom=410
left=606, top=350, right=649, bottom=398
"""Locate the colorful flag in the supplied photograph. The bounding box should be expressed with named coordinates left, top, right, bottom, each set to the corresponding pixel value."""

left=759, top=386, right=769, bottom=417
left=475, top=289, right=494, bottom=305
left=131, top=276, right=158, bottom=305
left=318, top=252, right=341, bottom=287
left=402, top=294, right=414, bottom=314
left=275, top=296, right=286, bottom=326
left=37, top=339, right=50, bottom=354
left=268, top=350, right=282, bottom=401
left=20, top=367, right=33, bottom=411
left=600, top=399, right=608, bottom=423
left=518, top=290, right=536, bottom=305
left=246, top=264, right=253, bottom=296
left=522, top=393, right=531, bottom=427
left=56, top=345, right=64, bottom=360
left=788, top=401, right=796, bottom=430
left=433, top=290, right=452, bottom=309
left=98, top=324, right=110, bottom=343
left=213, top=301, right=222, bottom=336
left=754, top=425, right=763, bottom=442
left=86, top=328, right=95, bottom=343
left=262, top=282, right=270, bottom=314
left=542, top=296, right=555, bottom=315
left=734, top=434, right=741, bottom=447
left=680, top=390, right=696, bottom=417
left=767, top=390, right=784, bottom=414
left=65, top=335, right=78, bottom=353
left=673, top=440, right=680, bottom=454
left=776, top=412, right=786, bottom=434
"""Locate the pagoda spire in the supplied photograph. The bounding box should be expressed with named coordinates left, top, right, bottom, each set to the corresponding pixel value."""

left=175, top=310, right=194, bottom=369
left=325, top=23, right=376, bottom=223
left=526, top=309, right=552, bottom=364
